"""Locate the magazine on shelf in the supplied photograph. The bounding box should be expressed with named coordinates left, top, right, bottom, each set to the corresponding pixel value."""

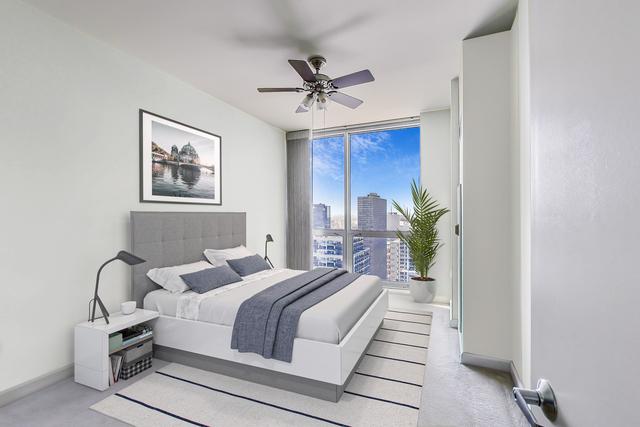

left=109, top=354, right=124, bottom=385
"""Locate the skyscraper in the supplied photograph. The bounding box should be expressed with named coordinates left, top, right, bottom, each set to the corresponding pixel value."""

left=313, top=203, right=331, bottom=229
left=386, top=212, right=415, bottom=286
left=312, top=236, right=343, bottom=268
left=387, top=238, right=416, bottom=285
left=313, top=236, right=372, bottom=272
left=352, top=237, right=371, bottom=274
left=386, top=212, right=410, bottom=232
left=357, top=193, right=387, bottom=230
left=358, top=193, right=387, bottom=278
left=312, top=202, right=372, bottom=273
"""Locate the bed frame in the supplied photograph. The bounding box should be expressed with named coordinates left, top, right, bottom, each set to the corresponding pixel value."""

left=130, top=211, right=388, bottom=402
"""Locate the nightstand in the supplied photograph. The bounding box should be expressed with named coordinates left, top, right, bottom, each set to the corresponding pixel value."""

left=74, top=308, right=158, bottom=390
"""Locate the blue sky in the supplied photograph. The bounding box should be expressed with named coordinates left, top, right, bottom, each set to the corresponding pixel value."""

left=312, top=126, right=420, bottom=222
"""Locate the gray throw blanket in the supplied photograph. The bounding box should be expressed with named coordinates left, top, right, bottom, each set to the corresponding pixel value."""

left=231, top=268, right=361, bottom=362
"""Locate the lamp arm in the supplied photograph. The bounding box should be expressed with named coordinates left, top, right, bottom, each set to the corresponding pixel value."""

left=264, top=239, right=274, bottom=268
left=91, top=256, right=117, bottom=322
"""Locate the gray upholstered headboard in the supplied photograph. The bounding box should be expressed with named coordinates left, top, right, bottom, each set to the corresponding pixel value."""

left=130, top=211, right=246, bottom=306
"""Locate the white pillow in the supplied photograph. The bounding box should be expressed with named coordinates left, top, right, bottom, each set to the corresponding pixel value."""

left=146, top=261, right=212, bottom=293
left=204, top=245, right=255, bottom=267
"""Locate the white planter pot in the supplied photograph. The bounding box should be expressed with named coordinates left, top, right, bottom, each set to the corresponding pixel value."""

left=409, top=279, right=436, bottom=303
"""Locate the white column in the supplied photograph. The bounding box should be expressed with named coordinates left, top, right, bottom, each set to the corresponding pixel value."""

left=420, top=109, right=452, bottom=305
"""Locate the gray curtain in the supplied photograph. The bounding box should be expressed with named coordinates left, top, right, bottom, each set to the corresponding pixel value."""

left=286, top=130, right=312, bottom=270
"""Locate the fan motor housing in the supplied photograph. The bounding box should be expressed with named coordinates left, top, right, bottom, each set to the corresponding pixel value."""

left=308, top=55, right=327, bottom=72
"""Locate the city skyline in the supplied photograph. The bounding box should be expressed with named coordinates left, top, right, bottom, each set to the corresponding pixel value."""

left=313, top=193, right=416, bottom=285
left=151, top=121, right=218, bottom=167
left=312, top=126, right=420, bottom=284
left=312, top=126, right=421, bottom=222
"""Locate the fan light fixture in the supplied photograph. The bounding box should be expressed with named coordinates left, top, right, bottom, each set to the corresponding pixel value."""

left=257, top=55, right=374, bottom=113
left=317, top=92, right=328, bottom=111
left=302, top=93, right=315, bottom=109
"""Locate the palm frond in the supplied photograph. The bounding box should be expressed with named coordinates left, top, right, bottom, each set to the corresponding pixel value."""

left=391, top=179, right=449, bottom=279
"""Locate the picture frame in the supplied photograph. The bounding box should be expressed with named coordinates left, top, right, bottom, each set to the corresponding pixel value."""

left=139, top=109, right=222, bottom=205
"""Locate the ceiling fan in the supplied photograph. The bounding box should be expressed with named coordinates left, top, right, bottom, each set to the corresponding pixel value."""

left=257, top=55, right=374, bottom=113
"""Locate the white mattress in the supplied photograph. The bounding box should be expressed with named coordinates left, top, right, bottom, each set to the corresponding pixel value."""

left=144, top=268, right=382, bottom=344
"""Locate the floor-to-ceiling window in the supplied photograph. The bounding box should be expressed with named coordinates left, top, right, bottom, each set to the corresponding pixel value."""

left=312, top=119, right=420, bottom=288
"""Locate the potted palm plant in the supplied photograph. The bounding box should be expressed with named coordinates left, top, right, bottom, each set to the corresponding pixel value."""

left=393, top=180, right=449, bottom=303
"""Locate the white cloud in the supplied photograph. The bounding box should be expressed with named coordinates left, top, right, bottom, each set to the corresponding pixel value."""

left=350, top=131, right=391, bottom=165
left=312, top=137, right=343, bottom=181
left=390, top=154, right=420, bottom=179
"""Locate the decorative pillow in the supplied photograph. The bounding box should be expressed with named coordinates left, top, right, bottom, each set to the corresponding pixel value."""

left=203, top=245, right=255, bottom=267
left=226, top=254, right=271, bottom=277
left=180, top=266, right=242, bottom=294
left=146, top=261, right=212, bottom=293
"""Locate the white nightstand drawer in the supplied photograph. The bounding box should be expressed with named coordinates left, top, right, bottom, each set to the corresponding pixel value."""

left=74, top=364, right=109, bottom=391
left=74, top=326, right=108, bottom=371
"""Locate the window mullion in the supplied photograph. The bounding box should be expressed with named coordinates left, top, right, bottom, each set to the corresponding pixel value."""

left=344, top=130, right=352, bottom=272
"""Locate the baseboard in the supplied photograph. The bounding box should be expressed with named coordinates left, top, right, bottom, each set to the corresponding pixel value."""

left=460, top=352, right=512, bottom=373
left=433, top=296, right=450, bottom=305
left=0, top=364, right=73, bottom=408
left=386, top=288, right=451, bottom=306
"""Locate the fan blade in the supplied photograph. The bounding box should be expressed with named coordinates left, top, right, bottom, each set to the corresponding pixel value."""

left=288, top=59, right=317, bottom=82
left=330, top=69, right=374, bottom=89
left=329, top=92, right=363, bottom=109
left=295, top=105, right=308, bottom=113
left=257, top=87, right=303, bottom=93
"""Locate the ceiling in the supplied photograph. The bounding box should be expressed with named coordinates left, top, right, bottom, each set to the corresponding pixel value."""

left=26, top=0, right=516, bottom=131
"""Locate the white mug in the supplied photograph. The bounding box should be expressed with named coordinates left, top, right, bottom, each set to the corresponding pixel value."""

left=121, top=301, right=136, bottom=315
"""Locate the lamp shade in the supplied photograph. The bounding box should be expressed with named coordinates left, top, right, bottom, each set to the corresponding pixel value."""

left=301, top=93, right=314, bottom=109
left=115, top=250, right=146, bottom=266
left=265, top=234, right=274, bottom=243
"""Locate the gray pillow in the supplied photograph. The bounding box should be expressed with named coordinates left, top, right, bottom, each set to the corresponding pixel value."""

left=226, top=254, right=271, bottom=277
left=180, top=265, right=242, bottom=294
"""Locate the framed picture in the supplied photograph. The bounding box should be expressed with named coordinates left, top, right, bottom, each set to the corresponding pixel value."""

left=140, top=109, right=221, bottom=205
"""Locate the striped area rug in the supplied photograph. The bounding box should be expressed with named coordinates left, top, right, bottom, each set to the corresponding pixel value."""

left=91, top=309, right=432, bottom=427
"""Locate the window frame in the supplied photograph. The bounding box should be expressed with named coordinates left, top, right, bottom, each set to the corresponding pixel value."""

left=311, top=117, right=420, bottom=287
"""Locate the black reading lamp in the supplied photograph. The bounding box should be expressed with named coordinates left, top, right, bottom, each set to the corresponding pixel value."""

left=264, top=234, right=274, bottom=268
left=90, top=250, right=146, bottom=324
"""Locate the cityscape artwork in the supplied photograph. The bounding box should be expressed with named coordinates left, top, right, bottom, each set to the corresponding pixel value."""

left=140, top=110, right=221, bottom=205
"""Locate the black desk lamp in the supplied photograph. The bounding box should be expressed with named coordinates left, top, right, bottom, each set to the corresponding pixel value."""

left=91, top=250, right=146, bottom=324
left=264, top=234, right=274, bottom=268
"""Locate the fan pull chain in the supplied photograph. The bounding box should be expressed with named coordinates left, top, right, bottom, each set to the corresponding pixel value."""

left=323, top=106, right=326, bottom=129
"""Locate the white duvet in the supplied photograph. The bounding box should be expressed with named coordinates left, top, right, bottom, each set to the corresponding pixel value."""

left=144, top=268, right=382, bottom=344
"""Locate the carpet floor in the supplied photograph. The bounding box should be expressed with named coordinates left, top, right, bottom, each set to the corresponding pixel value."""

left=92, top=309, right=432, bottom=426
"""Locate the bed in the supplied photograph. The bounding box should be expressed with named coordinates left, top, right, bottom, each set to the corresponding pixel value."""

left=131, top=211, right=388, bottom=401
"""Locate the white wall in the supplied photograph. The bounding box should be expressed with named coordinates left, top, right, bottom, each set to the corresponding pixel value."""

left=527, top=0, right=640, bottom=424
left=0, top=0, right=286, bottom=393
left=460, top=31, right=515, bottom=361
left=458, top=5, right=531, bottom=385
left=420, top=109, right=452, bottom=305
